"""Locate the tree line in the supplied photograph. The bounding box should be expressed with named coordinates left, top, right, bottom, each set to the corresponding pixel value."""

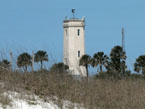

left=0, top=45, right=145, bottom=79
left=80, top=45, right=145, bottom=79
left=0, top=50, right=69, bottom=73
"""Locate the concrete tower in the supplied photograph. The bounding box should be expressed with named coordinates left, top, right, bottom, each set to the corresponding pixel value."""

left=63, top=11, right=87, bottom=77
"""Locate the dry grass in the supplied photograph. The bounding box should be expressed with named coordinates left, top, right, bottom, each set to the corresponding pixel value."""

left=0, top=68, right=145, bottom=109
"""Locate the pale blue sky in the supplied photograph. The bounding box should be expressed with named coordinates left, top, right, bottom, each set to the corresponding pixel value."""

left=0, top=0, right=145, bottom=74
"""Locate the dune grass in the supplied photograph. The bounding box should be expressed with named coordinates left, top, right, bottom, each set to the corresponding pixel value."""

left=0, top=67, right=145, bottom=108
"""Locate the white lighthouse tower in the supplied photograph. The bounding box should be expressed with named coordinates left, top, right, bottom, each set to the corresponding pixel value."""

left=63, top=9, right=87, bottom=77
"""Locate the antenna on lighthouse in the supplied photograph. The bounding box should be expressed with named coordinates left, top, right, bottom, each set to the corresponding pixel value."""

left=122, top=27, right=125, bottom=52
left=72, top=9, right=75, bottom=19
left=121, top=27, right=126, bottom=75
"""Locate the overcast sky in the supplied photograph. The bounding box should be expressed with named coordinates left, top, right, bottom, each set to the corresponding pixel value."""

left=0, top=0, right=145, bottom=74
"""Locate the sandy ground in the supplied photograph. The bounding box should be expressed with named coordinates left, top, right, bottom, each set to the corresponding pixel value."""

left=0, top=91, right=84, bottom=109
left=0, top=91, right=59, bottom=109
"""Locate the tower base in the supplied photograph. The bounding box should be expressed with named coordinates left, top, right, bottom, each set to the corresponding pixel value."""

left=69, top=66, right=87, bottom=77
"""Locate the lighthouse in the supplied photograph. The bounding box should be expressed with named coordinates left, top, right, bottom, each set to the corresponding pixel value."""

left=63, top=9, right=87, bottom=76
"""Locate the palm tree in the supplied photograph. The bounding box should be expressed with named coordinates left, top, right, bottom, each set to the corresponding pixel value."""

left=50, top=62, right=69, bottom=73
left=134, top=55, right=145, bottom=75
left=17, top=53, right=32, bottom=72
left=91, top=52, right=109, bottom=73
left=79, top=54, right=91, bottom=77
left=34, top=50, right=48, bottom=70
left=0, top=59, right=10, bottom=69
left=110, top=45, right=127, bottom=73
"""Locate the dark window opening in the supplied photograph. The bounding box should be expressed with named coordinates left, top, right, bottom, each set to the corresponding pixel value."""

left=78, top=51, right=80, bottom=57
left=78, top=29, right=80, bottom=36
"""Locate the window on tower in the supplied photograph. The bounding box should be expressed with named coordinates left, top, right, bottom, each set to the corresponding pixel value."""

left=78, top=51, right=80, bottom=57
left=78, top=29, right=80, bottom=36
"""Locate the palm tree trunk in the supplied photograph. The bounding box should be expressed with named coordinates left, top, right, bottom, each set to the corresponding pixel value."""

left=41, top=60, right=43, bottom=70
left=25, top=66, right=27, bottom=72
left=100, top=65, right=102, bottom=73
left=86, top=65, right=88, bottom=77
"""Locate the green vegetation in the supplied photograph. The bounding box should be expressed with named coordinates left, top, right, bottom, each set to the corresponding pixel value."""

left=79, top=45, right=129, bottom=79
left=34, top=50, right=48, bottom=70
left=91, top=52, right=109, bottom=72
left=79, top=54, right=91, bottom=77
left=0, top=59, right=10, bottom=69
left=17, top=52, right=32, bottom=72
left=5, top=45, right=142, bottom=78
left=109, top=45, right=127, bottom=73
left=50, top=62, right=69, bottom=73
left=134, top=55, right=145, bottom=75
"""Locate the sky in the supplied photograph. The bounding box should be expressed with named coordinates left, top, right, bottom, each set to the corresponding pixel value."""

left=0, top=0, right=145, bottom=74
